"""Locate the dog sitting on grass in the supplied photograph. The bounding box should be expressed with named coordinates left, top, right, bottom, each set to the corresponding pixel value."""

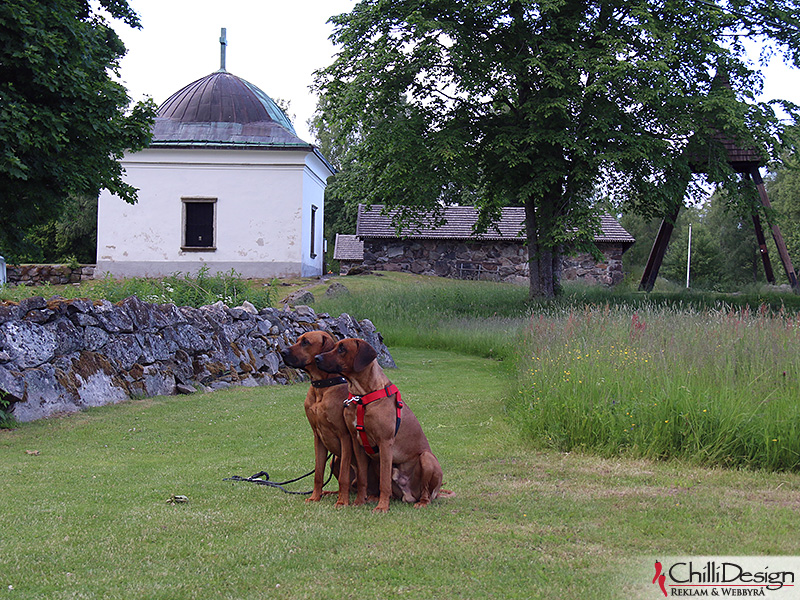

left=315, top=338, right=447, bottom=512
left=280, top=331, right=355, bottom=506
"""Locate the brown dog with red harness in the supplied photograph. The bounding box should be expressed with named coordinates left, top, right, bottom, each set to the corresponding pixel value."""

left=280, top=331, right=354, bottom=506
left=315, top=338, right=444, bottom=512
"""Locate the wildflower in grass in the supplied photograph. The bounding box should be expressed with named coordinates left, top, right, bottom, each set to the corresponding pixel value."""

left=630, top=312, right=647, bottom=339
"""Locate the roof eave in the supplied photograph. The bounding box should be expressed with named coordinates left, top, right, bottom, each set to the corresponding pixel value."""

left=312, top=147, right=337, bottom=175
left=148, top=141, right=314, bottom=150
left=361, top=235, right=634, bottom=243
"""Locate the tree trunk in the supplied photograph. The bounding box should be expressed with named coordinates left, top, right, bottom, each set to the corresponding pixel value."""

left=528, top=244, right=558, bottom=299
left=525, top=196, right=558, bottom=299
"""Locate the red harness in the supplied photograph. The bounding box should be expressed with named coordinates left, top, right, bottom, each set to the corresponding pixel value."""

left=346, top=384, right=403, bottom=455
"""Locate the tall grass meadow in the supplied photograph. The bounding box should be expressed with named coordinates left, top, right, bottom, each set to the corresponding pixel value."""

left=4, top=267, right=799, bottom=471
left=316, top=275, right=530, bottom=359
left=4, top=273, right=800, bottom=598
left=511, top=302, right=800, bottom=471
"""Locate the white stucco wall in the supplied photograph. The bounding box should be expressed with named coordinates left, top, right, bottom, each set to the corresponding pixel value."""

left=97, top=147, right=332, bottom=279
left=301, top=151, right=331, bottom=277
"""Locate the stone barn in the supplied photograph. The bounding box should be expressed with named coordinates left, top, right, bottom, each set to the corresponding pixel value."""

left=345, top=204, right=635, bottom=286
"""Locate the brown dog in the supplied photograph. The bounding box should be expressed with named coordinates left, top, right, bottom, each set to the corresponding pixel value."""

left=315, top=338, right=444, bottom=512
left=280, top=331, right=354, bottom=506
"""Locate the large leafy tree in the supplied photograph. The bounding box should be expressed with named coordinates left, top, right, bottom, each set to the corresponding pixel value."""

left=308, top=98, right=359, bottom=240
left=0, top=0, right=156, bottom=261
left=315, top=0, right=800, bottom=298
left=23, top=194, right=98, bottom=264
left=704, top=191, right=769, bottom=286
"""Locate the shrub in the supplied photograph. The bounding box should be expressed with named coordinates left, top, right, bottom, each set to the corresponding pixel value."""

left=0, top=391, right=18, bottom=429
left=88, top=268, right=275, bottom=309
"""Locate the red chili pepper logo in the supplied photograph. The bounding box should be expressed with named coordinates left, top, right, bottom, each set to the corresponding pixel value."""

left=653, top=561, right=667, bottom=597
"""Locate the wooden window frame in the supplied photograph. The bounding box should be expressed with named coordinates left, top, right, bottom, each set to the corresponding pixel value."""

left=310, top=204, right=318, bottom=259
left=181, top=197, right=217, bottom=252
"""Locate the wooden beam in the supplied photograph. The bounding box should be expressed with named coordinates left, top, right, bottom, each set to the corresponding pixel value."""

left=750, top=169, right=799, bottom=290
left=751, top=211, right=776, bottom=284
left=639, top=204, right=681, bottom=292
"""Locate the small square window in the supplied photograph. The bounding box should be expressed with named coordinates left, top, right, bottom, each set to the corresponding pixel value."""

left=182, top=198, right=216, bottom=251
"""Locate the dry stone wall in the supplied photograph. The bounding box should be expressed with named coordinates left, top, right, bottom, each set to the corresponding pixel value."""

left=0, top=296, right=394, bottom=422
left=362, top=239, right=529, bottom=282
left=560, top=246, right=627, bottom=286
left=360, top=239, right=627, bottom=285
left=5, top=264, right=96, bottom=286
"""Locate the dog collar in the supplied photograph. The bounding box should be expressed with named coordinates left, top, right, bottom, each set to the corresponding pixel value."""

left=310, top=376, right=348, bottom=389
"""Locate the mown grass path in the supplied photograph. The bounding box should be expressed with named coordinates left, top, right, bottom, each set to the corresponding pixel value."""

left=2, top=348, right=800, bottom=599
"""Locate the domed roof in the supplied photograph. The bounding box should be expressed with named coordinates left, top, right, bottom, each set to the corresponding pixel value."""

left=158, top=71, right=296, bottom=132
left=150, top=70, right=309, bottom=148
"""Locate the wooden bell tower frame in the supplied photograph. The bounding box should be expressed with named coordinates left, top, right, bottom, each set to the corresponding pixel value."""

left=638, top=138, right=798, bottom=292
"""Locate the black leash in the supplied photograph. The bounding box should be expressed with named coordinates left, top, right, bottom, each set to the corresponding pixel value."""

left=224, top=455, right=334, bottom=495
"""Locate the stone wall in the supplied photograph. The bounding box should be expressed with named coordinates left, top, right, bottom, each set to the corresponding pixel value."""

left=360, top=239, right=626, bottom=285
left=560, top=245, right=627, bottom=286
left=5, top=264, right=96, bottom=286
left=0, top=296, right=394, bottom=422
left=362, top=239, right=528, bottom=282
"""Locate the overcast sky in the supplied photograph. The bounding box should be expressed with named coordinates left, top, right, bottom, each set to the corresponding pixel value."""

left=112, top=0, right=356, bottom=142
left=112, top=1, right=800, bottom=145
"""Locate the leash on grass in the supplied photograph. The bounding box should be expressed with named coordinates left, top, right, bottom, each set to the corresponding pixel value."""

left=223, top=454, right=334, bottom=495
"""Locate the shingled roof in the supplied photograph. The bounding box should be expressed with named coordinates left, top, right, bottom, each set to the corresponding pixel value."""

left=333, top=234, right=364, bottom=261
left=356, top=205, right=635, bottom=245
left=687, top=132, right=765, bottom=174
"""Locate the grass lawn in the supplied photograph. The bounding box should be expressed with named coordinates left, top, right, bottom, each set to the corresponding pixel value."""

left=2, top=347, right=800, bottom=599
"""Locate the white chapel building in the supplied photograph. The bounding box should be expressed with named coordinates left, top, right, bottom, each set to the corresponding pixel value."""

left=97, top=41, right=334, bottom=279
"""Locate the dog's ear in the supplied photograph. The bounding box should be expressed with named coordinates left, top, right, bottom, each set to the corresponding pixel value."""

left=353, top=339, right=378, bottom=372
left=319, top=332, right=336, bottom=353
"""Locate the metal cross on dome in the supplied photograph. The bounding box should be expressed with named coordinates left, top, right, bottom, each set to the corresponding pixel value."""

left=219, top=27, right=227, bottom=72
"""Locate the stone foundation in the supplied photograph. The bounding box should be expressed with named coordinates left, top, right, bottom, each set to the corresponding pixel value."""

left=360, top=239, right=626, bottom=285
left=560, top=246, right=626, bottom=286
